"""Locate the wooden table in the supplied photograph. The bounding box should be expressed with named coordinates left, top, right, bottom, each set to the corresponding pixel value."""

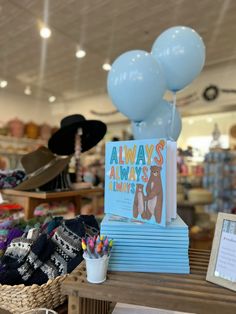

left=62, top=249, right=236, bottom=314
left=2, top=188, right=103, bottom=219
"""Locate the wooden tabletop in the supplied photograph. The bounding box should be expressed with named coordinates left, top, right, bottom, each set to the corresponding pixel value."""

left=63, top=249, right=236, bottom=314
left=1, top=187, right=104, bottom=199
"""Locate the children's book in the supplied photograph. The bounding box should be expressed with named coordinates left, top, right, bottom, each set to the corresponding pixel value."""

left=109, top=257, right=189, bottom=266
left=108, top=264, right=190, bottom=273
left=105, top=139, right=177, bottom=226
left=101, top=214, right=187, bottom=232
left=111, top=252, right=188, bottom=259
left=110, top=255, right=189, bottom=263
left=99, top=234, right=188, bottom=240
left=112, top=246, right=188, bottom=254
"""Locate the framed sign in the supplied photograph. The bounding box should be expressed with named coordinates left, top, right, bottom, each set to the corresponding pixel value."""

left=206, top=212, right=236, bottom=291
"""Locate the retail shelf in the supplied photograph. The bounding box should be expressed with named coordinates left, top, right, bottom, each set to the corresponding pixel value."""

left=0, top=134, right=46, bottom=145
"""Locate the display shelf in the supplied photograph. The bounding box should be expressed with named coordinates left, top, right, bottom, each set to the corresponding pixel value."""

left=2, top=187, right=104, bottom=219
left=62, top=249, right=236, bottom=314
left=0, top=151, right=25, bottom=156
left=0, top=135, right=47, bottom=169
left=0, top=134, right=46, bottom=145
left=203, top=150, right=236, bottom=213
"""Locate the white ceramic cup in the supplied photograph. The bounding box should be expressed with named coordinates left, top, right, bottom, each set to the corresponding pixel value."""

left=83, top=253, right=110, bottom=284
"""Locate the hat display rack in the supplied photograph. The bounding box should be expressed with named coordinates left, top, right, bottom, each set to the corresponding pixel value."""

left=13, top=115, right=107, bottom=192
left=71, top=128, right=92, bottom=190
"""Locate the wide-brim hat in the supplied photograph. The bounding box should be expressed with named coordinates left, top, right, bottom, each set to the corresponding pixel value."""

left=48, top=114, right=107, bottom=155
left=15, top=146, right=71, bottom=191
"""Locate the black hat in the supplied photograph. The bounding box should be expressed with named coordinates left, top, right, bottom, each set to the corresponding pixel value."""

left=48, top=114, right=107, bottom=155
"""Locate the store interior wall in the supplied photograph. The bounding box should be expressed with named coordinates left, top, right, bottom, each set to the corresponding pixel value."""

left=2, top=59, right=236, bottom=152
left=50, top=93, right=127, bottom=125
left=48, top=61, right=236, bottom=153
left=0, top=92, right=55, bottom=125
left=180, top=112, right=236, bottom=154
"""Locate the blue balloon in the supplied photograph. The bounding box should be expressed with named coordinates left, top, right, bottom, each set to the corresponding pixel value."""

left=132, top=99, right=182, bottom=141
left=151, top=26, right=205, bottom=91
left=107, top=50, right=166, bottom=122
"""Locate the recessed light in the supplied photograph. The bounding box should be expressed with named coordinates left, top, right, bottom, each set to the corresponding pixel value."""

left=0, top=80, right=8, bottom=88
left=49, top=96, right=56, bottom=103
left=24, top=86, right=32, bottom=95
left=207, top=117, right=213, bottom=123
left=102, top=63, right=111, bottom=71
left=75, top=49, right=86, bottom=58
left=188, top=119, right=194, bottom=125
left=40, top=27, right=51, bottom=39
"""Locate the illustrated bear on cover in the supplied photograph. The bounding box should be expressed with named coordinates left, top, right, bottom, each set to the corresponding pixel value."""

left=133, top=184, right=146, bottom=219
left=132, top=166, right=163, bottom=223
left=145, top=165, right=163, bottom=223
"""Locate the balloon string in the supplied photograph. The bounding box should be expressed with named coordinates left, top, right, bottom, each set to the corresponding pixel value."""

left=170, top=92, right=177, bottom=141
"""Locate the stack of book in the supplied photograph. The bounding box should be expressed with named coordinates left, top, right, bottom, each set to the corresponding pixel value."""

left=102, top=138, right=190, bottom=273
left=101, top=214, right=189, bottom=273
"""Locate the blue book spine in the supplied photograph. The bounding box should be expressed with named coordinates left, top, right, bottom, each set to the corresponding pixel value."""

left=108, top=265, right=190, bottom=274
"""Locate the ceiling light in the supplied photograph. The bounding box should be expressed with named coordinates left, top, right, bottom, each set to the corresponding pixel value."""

left=102, top=62, right=111, bottom=71
left=75, top=49, right=86, bottom=58
left=207, top=117, right=213, bottom=123
left=40, top=26, right=51, bottom=39
left=49, top=96, right=56, bottom=103
left=188, top=119, right=194, bottom=125
left=0, top=80, right=8, bottom=88
left=24, top=86, right=32, bottom=95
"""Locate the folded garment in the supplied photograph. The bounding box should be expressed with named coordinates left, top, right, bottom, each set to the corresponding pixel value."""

left=0, top=203, right=23, bottom=211
left=0, top=219, right=13, bottom=229
left=0, top=170, right=25, bottom=189
left=0, top=215, right=99, bottom=286
left=34, top=201, right=75, bottom=217
left=0, top=227, right=25, bottom=263
left=26, top=215, right=99, bottom=285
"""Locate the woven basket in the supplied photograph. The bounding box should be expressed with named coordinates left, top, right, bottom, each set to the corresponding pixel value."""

left=0, top=275, right=67, bottom=314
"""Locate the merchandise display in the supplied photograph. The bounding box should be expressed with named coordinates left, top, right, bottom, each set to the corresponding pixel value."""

left=101, top=214, right=189, bottom=273
left=187, top=188, right=213, bottom=204
left=0, top=170, right=25, bottom=189
left=0, top=119, right=55, bottom=142
left=15, top=146, right=71, bottom=191
left=82, top=236, right=113, bottom=283
left=48, top=114, right=107, bottom=156
left=0, top=215, right=99, bottom=285
left=203, top=149, right=236, bottom=213
left=33, top=201, right=75, bottom=216
left=8, top=118, right=25, bottom=138
left=1, top=2, right=236, bottom=313
left=102, top=137, right=189, bottom=273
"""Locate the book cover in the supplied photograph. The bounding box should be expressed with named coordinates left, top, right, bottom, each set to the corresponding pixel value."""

left=105, top=139, right=176, bottom=226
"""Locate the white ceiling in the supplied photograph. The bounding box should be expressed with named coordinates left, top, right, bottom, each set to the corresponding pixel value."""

left=1, top=0, right=236, bottom=117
